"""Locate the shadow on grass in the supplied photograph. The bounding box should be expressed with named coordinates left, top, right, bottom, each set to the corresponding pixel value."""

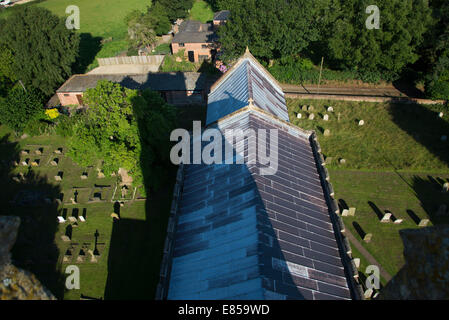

left=388, top=102, right=449, bottom=167
left=0, top=134, right=66, bottom=298
left=410, top=175, right=449, bottom=225
left=72, top=33, right=102, bottom=74
left=103, top=90, right=179, bottom=299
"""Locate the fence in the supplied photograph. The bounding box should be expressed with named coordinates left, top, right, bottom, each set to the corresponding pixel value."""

left=97, top=55, right=165, bottom=66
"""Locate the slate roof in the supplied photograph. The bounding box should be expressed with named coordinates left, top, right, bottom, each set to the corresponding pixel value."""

left=213, top=10, right=230, bottom=21
left=173, top=20, right=216, bottom=44
left=56, top=72, right=207, bottom=93
left=160, top=50, right=358, bottom=300
left=206, top=50, right=289, bottom=125
left=166, top=107, right=353, bottom=300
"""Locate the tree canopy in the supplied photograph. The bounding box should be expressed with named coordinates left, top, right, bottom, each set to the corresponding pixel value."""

left=68, top=81, right=177, bottom=190
left=0, top=7, right=79, bottom=96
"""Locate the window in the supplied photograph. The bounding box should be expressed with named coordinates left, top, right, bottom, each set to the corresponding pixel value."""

left=179, top=43, right=185, bottom=47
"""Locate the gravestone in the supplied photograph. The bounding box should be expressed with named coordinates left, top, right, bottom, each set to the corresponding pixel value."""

left=79, top=216, right=86, bottom=222
left=88, top=250, right=98, bottom=263
left=323, top=129, right=330, bottom=136
left=324, top=157, right=332, bottom=165
left=442, top=182, right=449, bottom=193
left=21, top=159, right=29, bottom=166
left=363, top=233, right=373, bottom=243
left=68, top=217, right=77, bottom=223
left=296, top=113, right=302, bottom=119
left=327, top=106, right=334, bottom=112
left=35, top=148, right=43, bottom=155
left=353, top=258, right=360, bottom=269
left=308, top=105, right=314, bottom=111
left=97, top=170, right=105, bottom=179
left=21, top=150, right=29, bottom=156
left=31, top=159, right=39, bottom=167
left=358, top=120, right=365, bottom=126
left=364, top=288, right=373, bottom=299
left=110, top=213, right=120, bottom=220
left=80, top=172, right=88, bottom=180
left=308, top=113, right=315, bottom=120
left=50, top=158, right=58, bottom=166
left=61, top=235, right=71, bottom=242
left=77, top=250, right=85, bottom=263
left=439, top=112, right=444, bottom=118
left=323, top=114, right=329, bottom=121
left=381, top=213, right=392, bottom=223
left=54, top=175, right=62, bottom=181
left=54, top=148, right=63, bottom=154
left=301, top=105, right=308, bottom=111
left=339, top=158, right=346, bottom=164
left=394, top=219, right=403, bottom=224
left=57, top=216, right=66, bottom=224
left=342, top=209, right=349, bottom=216
left=348, top=207, right=356, bottom=216
left=418, top=219, right=429, bottom=227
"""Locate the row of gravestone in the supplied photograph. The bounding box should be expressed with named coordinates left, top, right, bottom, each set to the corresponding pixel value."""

left=62, top=242, right=103, bottom=264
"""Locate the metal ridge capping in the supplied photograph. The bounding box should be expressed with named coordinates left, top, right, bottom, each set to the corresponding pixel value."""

left=309, top=132, right=364, bottom=300
left=155, top=163, right=185, bottom=300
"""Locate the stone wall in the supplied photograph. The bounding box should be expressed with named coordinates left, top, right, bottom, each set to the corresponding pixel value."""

left=0, top=216, right=56, bottom=300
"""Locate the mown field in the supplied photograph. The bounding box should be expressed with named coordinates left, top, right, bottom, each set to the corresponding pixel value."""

left=287, top=98, right=449, bottom=280
left=0, top=0, right=150, bottom=71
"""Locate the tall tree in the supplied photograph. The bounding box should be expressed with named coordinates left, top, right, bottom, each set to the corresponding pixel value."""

left=155, top=0, right=194, bottom=22
left=323, top=0, right=432, bottom=81
left=217, top=0, right=321, bottom=62
left=0, top=7, right=79, bottom=96
left=68, top=81, right=176, bottom=189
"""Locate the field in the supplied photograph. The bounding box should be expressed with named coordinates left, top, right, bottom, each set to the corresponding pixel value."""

left=287, top=98, right=449, bottom=281
left=189, top=0, right=214, bottom=23
left=0, top=0, right=150, bottom=71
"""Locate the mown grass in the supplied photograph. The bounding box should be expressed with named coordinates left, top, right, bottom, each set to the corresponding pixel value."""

left=287, top=99, right=449, bottom=171
left=189, top=0, right=214, bottom=23
left=288, top=98, right=449, bottom=279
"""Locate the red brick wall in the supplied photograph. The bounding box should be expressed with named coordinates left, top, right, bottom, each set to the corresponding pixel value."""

left=171, top=43, right=212, bottom=62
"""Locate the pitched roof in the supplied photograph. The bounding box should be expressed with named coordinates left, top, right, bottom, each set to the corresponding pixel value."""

left=166, top=107, right=353, bottom=300
left=173, top=20, right=216, bottom=43
left=213, top=10, right=230, bottom=21
left=56, top=72, right=208, bottom=93
left=206, top=49, right=289, bottom=125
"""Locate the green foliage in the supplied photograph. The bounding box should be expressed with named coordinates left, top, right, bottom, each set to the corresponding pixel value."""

left=0, top=45, right=15, bottom=97
left=68, top=81, right=176, bottom=190
left=126, top=10, right=158, bottom=50
left=161, top=49, right=197, bottom=72
left=323, top=0, right=432, bottom=81
left=0, top=87, right=43, bottom=133
left=155, top=0, right=194, bottom=22
left=217, top=0, right=321, bottom=62
left=150, top=2, right=172, bottom=35
left=54, top=113, right=86, bottom=138
left=0, top=7, right=79, bottom=96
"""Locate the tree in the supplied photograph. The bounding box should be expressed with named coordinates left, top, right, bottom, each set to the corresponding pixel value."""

left=149, top=2, right=172, bottom=36
left=217, top=0, right=321, bottom=62
left=68, top=81, right=176, bottom=190
left=0, top=45, right=16, bottom=97
left=0, top=7, right=79, bottom=96
left=0, top=87, right=43, bottom=133
left=155, top=0, right=194, bottom=22
left=126, top=10, right=158, bottom=50
left=323, top=0, right=432, bottom=81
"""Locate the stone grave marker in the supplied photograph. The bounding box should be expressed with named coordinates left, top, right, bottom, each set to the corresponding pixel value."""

left=342, top=209, right=349, bottom=216
left=339, top=158, right=346, bottom=164
left=50, top=158, right=59, bottom=166
left=323, top=129, right=330, bottom=136
left=57, top=216, right=66, bottom=224
left=353, top=258, right=360, bottom=269
left=439, top=112, right=444, bottom=118
left=61, top=235, right=71, bottom=242
left=327, top=106, right=334, bottom=112
left=363, top=233, right=373, bottom=243
left=308, top=105, right=314, bottom=111
left=308, top=113, right=315, bottom=120
left=35, top=148, right=43, bottom=155
left=110, top=213, right=120, bottom=220
left=348, top=207, right=356, bottom=216
left=358, top=120, right=365, bottom=126
left=323, top=114, right=329, bottom=121
left=68, top=216, right=77, bottom=223
left=296, top=113, right=302, bottom=119
left=442, top=182, right=449, bottom=193
left=418, top=219, right=429, bottom=227
left=80, top=172, right=88, bottom=180
left=301, top=105, right=308, bottom=111
left=364, top=288, right=373, bottom=299
left=21, top=150, right=29, bottom=156
left=393, top=219, right=403, bottom=224
left=31, top=159, right=40, bottom=167
left=381, top=213, right=392, bottom=223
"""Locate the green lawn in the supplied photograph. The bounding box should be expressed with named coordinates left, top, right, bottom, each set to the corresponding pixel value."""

left=0, top=124, right=175, bottom=299
left=1, top=0, right=150, bottom=71
left=189, top=0, right=214, bottom=23
left=288, top=98, right=449, bottom=279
